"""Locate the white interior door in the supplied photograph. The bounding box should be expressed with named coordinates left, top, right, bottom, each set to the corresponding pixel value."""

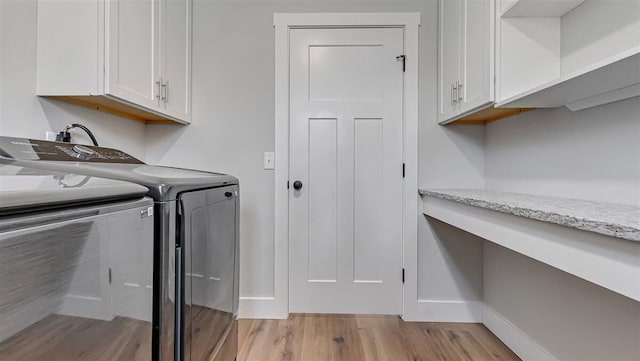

left=289, top=27, right=404, bottom=314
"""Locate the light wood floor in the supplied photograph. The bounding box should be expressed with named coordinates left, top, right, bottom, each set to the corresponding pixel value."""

left=238, top=314, right=520, bottom=361
left=0, top=314, right=152, bottom=361
left=0, top=306, right=232, bottom=361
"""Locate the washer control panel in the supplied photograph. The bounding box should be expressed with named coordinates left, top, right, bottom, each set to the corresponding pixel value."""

left=0, top=136, right=144, bottom=164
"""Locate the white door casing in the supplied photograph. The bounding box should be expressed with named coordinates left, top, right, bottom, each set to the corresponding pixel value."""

left=288, top=27, right=404, bottom=314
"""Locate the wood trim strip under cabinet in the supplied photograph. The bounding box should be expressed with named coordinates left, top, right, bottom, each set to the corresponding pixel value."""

left=447, top=107, right=532, bottom=125
left=45, top=95, right=186, bottom=125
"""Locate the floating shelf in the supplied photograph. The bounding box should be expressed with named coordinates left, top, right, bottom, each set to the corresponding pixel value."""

left=496, top=48, right=640, bottom=110
left=501, top=0, right=586, bottom=18
left=420, top=189, right=640, bottom=302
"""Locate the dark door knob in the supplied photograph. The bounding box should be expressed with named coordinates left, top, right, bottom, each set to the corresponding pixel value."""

left=293, top=180, right=303, bottom=190
left=224, top=191, right=233, bottom=198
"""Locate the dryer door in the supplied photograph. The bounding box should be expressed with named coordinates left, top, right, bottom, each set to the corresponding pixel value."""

left=179, top=185, right=238, bottom=361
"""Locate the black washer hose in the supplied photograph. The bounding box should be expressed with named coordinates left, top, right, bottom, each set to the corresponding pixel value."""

left=56, top=123, right=99, bottom=146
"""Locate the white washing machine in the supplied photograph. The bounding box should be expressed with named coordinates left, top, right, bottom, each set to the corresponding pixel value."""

left=0, top=164, right=154, bottom=360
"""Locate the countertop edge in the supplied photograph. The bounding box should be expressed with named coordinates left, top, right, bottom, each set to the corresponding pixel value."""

left=419, top=189, right=640, bottom=242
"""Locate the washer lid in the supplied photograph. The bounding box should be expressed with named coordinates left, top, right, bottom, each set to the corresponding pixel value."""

left=0, top=165, right=149, bottom=214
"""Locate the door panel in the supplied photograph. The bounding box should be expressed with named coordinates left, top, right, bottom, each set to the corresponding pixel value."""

left=354, top=118, right=384, bottom=283
left=161, top=0, right=192, bottom=121
left=460, top=0, right=493, bottom=112
left=439, top=0, right=462, bottom=121
left=308, top=118, right=338, bottom=282
left=289, top=28, right=404, bottom=314
left=309, top=46, right=383, bottom=101
left=107, top=0, right=159, bottom=109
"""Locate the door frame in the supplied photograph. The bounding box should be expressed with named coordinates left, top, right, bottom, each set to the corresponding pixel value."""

left=269, top=13, right=419, bottom=319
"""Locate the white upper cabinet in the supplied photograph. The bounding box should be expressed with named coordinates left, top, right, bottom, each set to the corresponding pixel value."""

left=438, top=0, right=494, bottom=124
left=37, top=0, right=192, bottom=124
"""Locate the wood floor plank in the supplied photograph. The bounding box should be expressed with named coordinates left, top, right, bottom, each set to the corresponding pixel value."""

left=266, top=315, right=306, bottom=361
left=238, top=319, right=273, bottom=361
left=459, top=324, right=520, bottom=361
left=300, top=314, right=366, bottom=361
left=356, top=315, right=414, bottom=361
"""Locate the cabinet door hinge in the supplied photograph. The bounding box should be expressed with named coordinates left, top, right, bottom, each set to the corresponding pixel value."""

left=396, top=55, right=406, bottom=72
left=402, top=163, right=406, bottom=178
left=402, top=268, right=405, bottom=284
left=287, top=181, right=290, bottom=189
left=108, top=268, right=112, bottom=284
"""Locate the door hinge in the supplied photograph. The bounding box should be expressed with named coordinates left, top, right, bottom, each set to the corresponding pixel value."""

left=402, top=163, right=405, bottom=178
left=287, top=181, right=290, bottom=189
left=402, top=268, right=405, bottom=284
left=396, top=55, right=406, bottom=72
left=108, top=268, right=112, bottom=284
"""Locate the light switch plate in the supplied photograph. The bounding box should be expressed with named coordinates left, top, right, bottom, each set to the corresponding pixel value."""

left=264, top=152, right=275, bottom=170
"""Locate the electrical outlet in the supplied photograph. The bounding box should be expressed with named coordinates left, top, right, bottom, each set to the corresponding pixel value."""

left=264, top=152, right=275, bottom=170
left=45, top=131, right=57, bottom=141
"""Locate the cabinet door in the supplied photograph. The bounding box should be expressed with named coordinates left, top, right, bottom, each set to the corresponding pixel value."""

left=160, top=0, right=192, bottom=122
left=107, top=0, right=160, bottom=110
left=438, top=0, right=462, bottom=122
left=459, top=0, right=494, bottom=113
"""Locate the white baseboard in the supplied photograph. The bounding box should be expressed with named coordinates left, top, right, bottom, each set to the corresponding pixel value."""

left=403, top=300, right=483, bottom=322
left=482, top=304, right=557, bottom=361
left=238, top=296, right=288, bottom=319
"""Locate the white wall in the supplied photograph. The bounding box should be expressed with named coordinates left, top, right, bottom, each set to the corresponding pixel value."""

left=485, top=243, right=640, bottom=361
left=0, top=0, right=146, bottom=159
left=144, top=0, right=486, bottom=317
left=482, top=98, right=640, bottom=360
left=485, top=97, right=640, bottom=206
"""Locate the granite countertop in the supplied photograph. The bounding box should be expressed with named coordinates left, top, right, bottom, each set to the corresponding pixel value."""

left=419, top=189, right=640, bottom=242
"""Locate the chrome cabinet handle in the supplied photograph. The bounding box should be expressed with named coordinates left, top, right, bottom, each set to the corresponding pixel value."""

left=451, top=83, right=454, bottom=104
left=156, top=79, right=162, bottom=103
left=161, top=80, right=167, bottom=103
left=458, top=81, right=463, bottom=102
left=452, top=83, right=458, bottom=104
